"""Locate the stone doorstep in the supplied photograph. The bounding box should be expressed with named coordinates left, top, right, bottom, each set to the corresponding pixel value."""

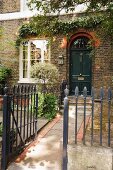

left=69, top=102, right=92, bottom=105
left=69, top=97, right=92, bottom=103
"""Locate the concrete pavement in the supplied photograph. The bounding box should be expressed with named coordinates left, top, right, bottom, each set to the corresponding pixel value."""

left=7, top=104, right=87, bottom=170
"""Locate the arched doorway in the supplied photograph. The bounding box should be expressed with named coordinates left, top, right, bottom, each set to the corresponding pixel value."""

left=69, top=35, right=92, bottom=95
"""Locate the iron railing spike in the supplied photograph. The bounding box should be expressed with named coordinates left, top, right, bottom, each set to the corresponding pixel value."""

left=75, top=86, right=79, bottom=97
left=91, top=87, right=94, bottom=98
left=4, top=86, right=8, bottom=95
left=83, top=86, right=87, bottom=98
left=64, top=85, right=69, bottom=97
left=100, top=87, right=104, bottom=99
left=108, top=87, right=112, bottom=100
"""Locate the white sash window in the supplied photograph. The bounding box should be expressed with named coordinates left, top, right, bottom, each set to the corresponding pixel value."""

left=19, top=39, right=50, bottom=83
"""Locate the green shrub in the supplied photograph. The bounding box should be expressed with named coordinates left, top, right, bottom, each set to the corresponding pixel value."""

left=0, top=66, right=11, bottom=82
left=35, top=93, right=57, bottom=120
left=30, top=62, right=59, bottom=90
left=43, top=93, right=57, bottom=120
left=0, top=66, right=11, bottom=94
left=38, top=92, right=45, bottom=117
left=32, top=92, right=57, bottom=120
left=30, top=62, right=58, bottom=120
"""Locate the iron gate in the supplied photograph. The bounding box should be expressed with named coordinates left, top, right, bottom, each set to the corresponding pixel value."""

left=63, top=86, right=113, bottom=170
left=1, top=85, right=38, bottom=170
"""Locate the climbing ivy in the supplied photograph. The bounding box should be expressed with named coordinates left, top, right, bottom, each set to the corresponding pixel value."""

left=16, top=14, right=104, bottom=47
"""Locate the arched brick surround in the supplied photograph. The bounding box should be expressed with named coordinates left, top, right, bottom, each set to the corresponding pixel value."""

left=68, top=31, right=100, bottom=48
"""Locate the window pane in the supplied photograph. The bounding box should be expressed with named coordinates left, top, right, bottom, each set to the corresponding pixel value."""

left=23, top=61, right=28, bottom=78
left=71, top=36, right=90, bottom=49
left=23, top=44, right=28, bottom=60
left=30, top=41, right=41, bottom=64
left=30, top=40, right=49, bottom=65
left=21, top=39, right=50, bottom=80
left=22, top=44, right=28, bottom=78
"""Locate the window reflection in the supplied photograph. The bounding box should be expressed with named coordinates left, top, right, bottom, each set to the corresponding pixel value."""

left=22, top=43, right=28, bottom=78
left=21, top=39, right=50, bottom=80
left=71, top=36, right=90, bottom=49
left=30, top=40, right=49, bottom=65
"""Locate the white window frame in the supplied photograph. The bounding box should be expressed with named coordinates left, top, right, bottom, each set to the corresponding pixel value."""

left=20, top=0, right=30, bottom=12
left=18, top=39, right=50, bottom=83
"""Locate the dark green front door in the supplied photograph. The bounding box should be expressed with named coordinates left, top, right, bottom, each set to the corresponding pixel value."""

left=70, top=36, right=92, bottom=95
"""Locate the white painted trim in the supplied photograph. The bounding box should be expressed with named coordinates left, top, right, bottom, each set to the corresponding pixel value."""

left=27, top=41, right=31, bottom=79
left=18, top=78, right=37, bottom=84
left=20, top=0, right=24, bottom=12
left=19, top=45, right=23, bottom=81
left=0, top=11, right=37, bottom=21
left=20, top=0, right=30, bottom=12
left=0, top=3, right=87, bottom=21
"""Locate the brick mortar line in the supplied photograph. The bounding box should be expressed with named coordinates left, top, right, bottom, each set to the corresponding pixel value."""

left=14, top=114, right=62, bottom=163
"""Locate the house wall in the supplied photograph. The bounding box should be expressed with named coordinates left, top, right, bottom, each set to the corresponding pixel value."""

left=93, top=34, right=113, bottom=89
left=0, top=0, right=22, bottom=86
left=0, top=1, right=113, bottom=91
left=1, top=19, right=113, bottom=90
left=51, top=27, right=113, bottom=92
left=1, top=0, right=20, bottom=13
left=51, top=36, right=67, bottom=82
left=0, top=19, right=23, bottom=85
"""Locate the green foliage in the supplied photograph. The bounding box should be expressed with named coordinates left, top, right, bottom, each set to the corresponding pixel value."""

left=28, top=0, right=86, bottom=14
left=19, top=24, right=38, bottom=38
left=32, top=93, right=57, bottom=120
left=0, top=66, right=11, bottom=82
left=30, top=62, right=59, bottom=85
left=43, top=93, right=57, bottom=120
left=30, top=62, right=58, bottom=120
left=17, top=15, right=103, bottom=45
left=38, top=92, right=45, bottom=117
left=15, top=23, right=38, bottom=48
left=0, top=66, right=11, bottom=94
left=28, top=0, right=113, bottom=14
left=27, top=0, right=113, bottom=38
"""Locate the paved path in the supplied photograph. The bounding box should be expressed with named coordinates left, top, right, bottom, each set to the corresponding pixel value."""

left=7, top=105, right=87, bottom=170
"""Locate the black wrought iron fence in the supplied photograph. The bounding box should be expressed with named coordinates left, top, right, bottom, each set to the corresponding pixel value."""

left=60, top=80, right=68, bottom=104
left=63, top=86, right=113, bottom=170
left=39, top=82, right=66, bottom=107
left=1, top=82, right=62, bottom=170
left=1, top=85, right=38, bottom=170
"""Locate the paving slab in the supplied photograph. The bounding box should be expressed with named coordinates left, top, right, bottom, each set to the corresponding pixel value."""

left=8, top=105, right=86, bottom=170
left=8, top=117, right=63, bottom=170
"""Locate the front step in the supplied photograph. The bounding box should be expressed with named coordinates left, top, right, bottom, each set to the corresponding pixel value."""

left=69, top=105, right=92, bottom=116
left=60, top=96, right=92, bottom=115
left=68, top=96, right=92, bottom=105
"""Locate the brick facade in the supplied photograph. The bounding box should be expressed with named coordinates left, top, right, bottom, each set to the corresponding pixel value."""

left=0, top=0, right=22, bottom=86
left=1, top=0, right=20, bottom=13
left=0, top=1, right=113, bottom=92
left=0, top=19, right=23, bottom=86
left=51, top=28, right=113, bottom=91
